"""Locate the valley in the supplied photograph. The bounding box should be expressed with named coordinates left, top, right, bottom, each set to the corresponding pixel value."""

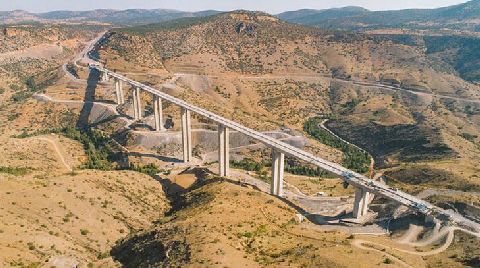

left=0, top=3, right=480, bottom=268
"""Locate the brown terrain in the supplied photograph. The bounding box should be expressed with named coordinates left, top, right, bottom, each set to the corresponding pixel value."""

left=101, top=11, right=480, bottom=189
left=0, top=10, right=479, bottom=268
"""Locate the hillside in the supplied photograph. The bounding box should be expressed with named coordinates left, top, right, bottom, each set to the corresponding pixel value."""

left=110, top=176, right=432, bottom=267
left=0, top=9, right=221, bottom=26
left=99, top=11, right=480, bottom=189
left=278, top=0, right=480, bottom=32
left=0, top=23, right=172, bottom=265
left=0, top=6, right=480, bottom=268
left=103, top=11, right=480, bottom=94
left=277, top=6, right=369, bottom=26
left=0, top=23, right=103, bottom=106
left=95, top=12, right=480, bottom=266
left=0, top=102, right=170, bottom=267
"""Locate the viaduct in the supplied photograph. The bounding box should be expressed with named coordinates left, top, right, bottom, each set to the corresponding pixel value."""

left=82, top=34, right=477, bottom=229
left=93, top=64, right=443, bottom=220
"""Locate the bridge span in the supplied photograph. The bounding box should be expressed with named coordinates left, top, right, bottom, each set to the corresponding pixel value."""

left=91, top=64, right=468, bottom=223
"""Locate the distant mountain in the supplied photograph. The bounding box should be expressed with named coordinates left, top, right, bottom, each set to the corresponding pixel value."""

left=0, top=9, right=222, bottom=25
left=436, top=0, right=480, bottom=19
left=0, top=10, right=40, bottom=24
left=277, top=6, right=369, bottom=25
left=277, top=0, right=480, bottom=31
left=2, top=0, right=480, bottom=29
left=37, top=9, right=222, bottom=25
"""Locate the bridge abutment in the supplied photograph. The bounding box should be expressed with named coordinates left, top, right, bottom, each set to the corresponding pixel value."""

left=271, top=149, right=285, bottom=197
left=181, top=108, right=192, bottom=163
left=218, top=124, right=229, bottom=177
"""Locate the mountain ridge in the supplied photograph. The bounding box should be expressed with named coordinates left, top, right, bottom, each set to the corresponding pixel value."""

left=1, top=1, right=480, bottom=27
left=277, top=0, right=480, bottom=30
left=0, top=8, right=222, bottom=25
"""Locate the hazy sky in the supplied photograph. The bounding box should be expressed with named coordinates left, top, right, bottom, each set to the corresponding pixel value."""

left=1, top=0, right=470, bottom=14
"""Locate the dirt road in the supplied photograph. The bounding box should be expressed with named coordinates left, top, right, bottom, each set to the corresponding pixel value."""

left=33, top=135, right=72, bottom=171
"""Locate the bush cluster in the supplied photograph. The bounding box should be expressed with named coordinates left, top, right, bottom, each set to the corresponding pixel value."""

left=303, top=117, right=370, bottom=173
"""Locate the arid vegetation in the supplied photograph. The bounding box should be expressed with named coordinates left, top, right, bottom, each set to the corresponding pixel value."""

left=0, top=5, right=480, bottom=268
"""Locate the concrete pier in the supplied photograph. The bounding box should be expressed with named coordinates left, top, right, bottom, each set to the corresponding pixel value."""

left=132, top=87, right=139, bottom=120
left=271, top=149, right=285, bottom=197
left=114, top=79, right=121, bottom=104
left=118, top=80, right=125, bottom=104
left=181, top=108, right=192, bottom=162
left=102, top=72, right=108, bottom=82
left=134, top=87, right=142, bottom=119
left=218, top=124, right=229, bottom=177
left=153, top=95, right=163, bottom=131
left=352, top=188, right=371, bottom=218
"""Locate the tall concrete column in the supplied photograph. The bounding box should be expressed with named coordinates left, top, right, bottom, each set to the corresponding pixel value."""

left=153, top=95, right=163, bottom=131
left=362, top=191, right=371, bottom=216
left=118, top=81, right=125, bottom=104
left=114, top=79, right=121, bottom=104
left=271, top=149, right=285, bottom=197
left=181, top=108, right=192, bottom=163
left=135, top=87, right=142, bottom=119
left=218, top=124, right=229, bottom=177
left=352, top=188, right=371, bottom=218
left=132, top=87, right=139, bottom=120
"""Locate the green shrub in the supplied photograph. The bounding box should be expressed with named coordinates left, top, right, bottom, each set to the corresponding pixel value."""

left=304, top=117, right=370, bottom=173
left=285, top=156, right=335, bottom=177
left=461, top=132, right=477, bottom=142
left=66, top=63, right=79, bottom=78
left=0, top=166, right=29, bottom=176
left=61, top=127, right=116, bottom=170
left=231, top=158, right=265, bottom=172
left=9, top=84, right=22, bottom=91
left=10, top=91, right=32, bottom=102
left=129, top=163, right=161, bottom=177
